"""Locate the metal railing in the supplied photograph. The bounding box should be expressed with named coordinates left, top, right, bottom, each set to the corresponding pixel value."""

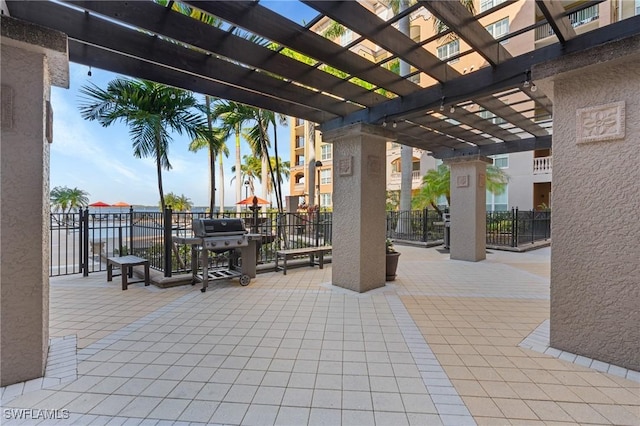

left=50, top=208, right=550, bottom=277
left=535, top=4, right=599, bottom=40
left=386, top=209, right=445, bottom=243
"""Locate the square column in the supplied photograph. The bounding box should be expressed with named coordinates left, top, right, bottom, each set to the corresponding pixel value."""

left=534, top=36, right=640, bottom=370
left=1, top=16, right=68, bottom=386
left=444, top=156, right=491, bottom=262
left=322, top=123, right=395, bottom=292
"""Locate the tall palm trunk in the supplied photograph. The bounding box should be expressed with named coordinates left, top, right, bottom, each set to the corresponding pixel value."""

left=155, top=125, right=166, bottom=211
left=219, top=154, right=225, bottom=213
left=205, top=96, right=216, bottom=217
left=235, top=123, right=242, bottom=212
left=399, top=0, right=412, bottom=213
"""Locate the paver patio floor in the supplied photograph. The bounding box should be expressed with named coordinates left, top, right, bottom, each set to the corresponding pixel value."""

left=1, top=246, right=638, bottom=425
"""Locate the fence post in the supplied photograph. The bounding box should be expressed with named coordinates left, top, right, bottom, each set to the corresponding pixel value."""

left=422, top=208, right=429, bottom=243
left=511, top=207, right=517, bottom=248
left=82, top=208, right=89, bottom=276
left=164, top=208, right=173, bottom=277
left=530, top=209, right=535, bottom=244
left=128, top=207, right=134, bottom=256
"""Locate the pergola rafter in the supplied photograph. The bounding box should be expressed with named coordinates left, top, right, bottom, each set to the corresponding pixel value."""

left=5, top=0, right=640, bottom=159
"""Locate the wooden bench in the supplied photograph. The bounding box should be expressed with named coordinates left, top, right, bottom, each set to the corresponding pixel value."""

left=107, top=255, right=150, bottom=290
left=275, top=246, right=332, bottom=275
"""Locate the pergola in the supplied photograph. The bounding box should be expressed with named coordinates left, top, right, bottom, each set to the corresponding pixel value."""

left=2, top=1, right=639, bottom=387
left=6, top=0, right=639, bottom=158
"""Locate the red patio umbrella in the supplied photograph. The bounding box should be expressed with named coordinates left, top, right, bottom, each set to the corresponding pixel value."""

left=112, top=201, right=129, bottom=207
left=236, top=196, right=270, bottom=205
left=89, top=201, right=110, bottom=207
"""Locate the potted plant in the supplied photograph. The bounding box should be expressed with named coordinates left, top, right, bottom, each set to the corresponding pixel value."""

left=385, top=238, right=401, bottom=281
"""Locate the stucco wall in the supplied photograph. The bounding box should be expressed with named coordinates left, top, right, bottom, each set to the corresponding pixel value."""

left=506, top=151, right=535, bottom=210
left=1, top=44, right=50, bottom=385
left=549, top=55, right=640, bottom=370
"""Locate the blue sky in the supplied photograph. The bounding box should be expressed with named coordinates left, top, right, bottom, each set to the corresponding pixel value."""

left=50, top=1, right=319, bottom=208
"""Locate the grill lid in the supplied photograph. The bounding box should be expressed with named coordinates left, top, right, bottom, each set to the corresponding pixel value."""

left=192, top=218, right=247, bottom=237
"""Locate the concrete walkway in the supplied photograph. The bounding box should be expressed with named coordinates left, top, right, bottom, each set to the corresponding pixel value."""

left=1, top=246, right=638, bottom=425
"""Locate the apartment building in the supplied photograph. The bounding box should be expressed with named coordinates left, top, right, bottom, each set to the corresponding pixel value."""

left=289, top=0, right=639, bottom=211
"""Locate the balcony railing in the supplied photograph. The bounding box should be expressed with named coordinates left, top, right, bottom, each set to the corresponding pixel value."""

left=533, top=156, right=552, bottom=175
left=390, top=171, right=422, bottom=181
left=535, top=5, right=598, bottom=41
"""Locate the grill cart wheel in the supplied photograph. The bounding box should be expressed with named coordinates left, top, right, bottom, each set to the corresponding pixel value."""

left=240, top=274, right=251, bottom=286
left=201, top=287, right=206, bottom=293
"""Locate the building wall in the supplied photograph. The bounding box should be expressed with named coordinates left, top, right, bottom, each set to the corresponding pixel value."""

left=507, top=151, right=535, bottom=210
left=548, top=54, right=640, bottom=370
left=1, top=43, right=50, bottom=386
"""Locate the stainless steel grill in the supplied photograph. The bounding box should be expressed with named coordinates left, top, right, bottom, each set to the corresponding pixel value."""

left=192, top=218, right=249, bottom=250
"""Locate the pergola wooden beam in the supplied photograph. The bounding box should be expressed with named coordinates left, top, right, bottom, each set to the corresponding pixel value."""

left=536, top=0, right=577, bottom=45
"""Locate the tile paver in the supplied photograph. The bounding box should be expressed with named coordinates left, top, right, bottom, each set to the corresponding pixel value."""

left=1, top=245, right=638, bottom=426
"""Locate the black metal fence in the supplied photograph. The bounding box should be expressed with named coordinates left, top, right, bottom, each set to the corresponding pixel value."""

left=386, top=209, right=445, bottom=243
left=49, top=208, right=549, bottom=277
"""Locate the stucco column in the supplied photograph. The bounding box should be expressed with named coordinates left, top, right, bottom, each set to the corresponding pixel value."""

left=444, top=156, right=491, bottom=262
left=322, top=123, right=394, bottom=293
left=534, top=35, right=640, bottom=370
left=1, top=16, right=69, bottom=386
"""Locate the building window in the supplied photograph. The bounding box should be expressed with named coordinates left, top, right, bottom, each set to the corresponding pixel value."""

left=320, top=193, right=332, bottom=207
left=485, top=18, right=509, bottom=44
left=295, top=155, right=304, bottom=167
left=479, top=110, right=506, bottom=125
left=294, top=117, right=304, bottom=126
left=491, top=154, right=509, bottom=169
left=636, top=0, right=640, bottom=15
left=341, top=29, right=352, bottom=47
left=295, top=136, right=305, bottom=148
left=391, top=159, right=401, bottom=173
left=480, top=0, right=507, bottom=13
left=437, top=40, right=459, bottom=64
left=320, top=169, right=331, bottom=185
left=487, top=186, right=508, bottom=211
left=321, top=144, right=332, bottom=161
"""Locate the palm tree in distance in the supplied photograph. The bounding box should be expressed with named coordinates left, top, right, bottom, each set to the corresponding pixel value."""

left=190, top=96, right=229, bottom=216
left=231, top=154, right=262, bottom=198
left=215, top=101, right=257, bottom=212
left=415, top=164, right=508, bottom=215
left=50, top=186, right=90, bottom=213
left=79, top=78, right=203, bottom=211
left=163, top=192, right=193, bottom=212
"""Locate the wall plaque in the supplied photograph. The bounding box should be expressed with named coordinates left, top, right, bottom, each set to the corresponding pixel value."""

left=576, top=101, right=625, bottom=144
left=367, top=155, right=381, bottom=177
left=338, top=156, right=353, bottom=176
left=456, top=175, right=469, bottom=188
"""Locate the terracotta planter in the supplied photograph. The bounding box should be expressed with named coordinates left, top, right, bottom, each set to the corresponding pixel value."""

left=385, top=251, right=401, bottom=281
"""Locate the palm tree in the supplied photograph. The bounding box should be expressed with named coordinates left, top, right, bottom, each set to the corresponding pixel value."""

left=416, top=164, right=508, bottom=215
left=162, top=192, right=193, bottom=212
left=79, top=78, right=203, bottom=211
left=231, top=154, right=262, bottom=197
left=50, top=186, right=90, bottom=213
left=215, top=101, right=257, bottom=212
left=190, top=96, right=229, bottom=216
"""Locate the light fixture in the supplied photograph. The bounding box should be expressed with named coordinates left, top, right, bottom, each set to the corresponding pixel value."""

left=382, top=119, right=387, bottom=127
left=87, top=66, right=92, bottom=77
left=531, top=83, right=538, bottom=92
left=523, top=79, right=530, bottom=88
left=392, top=121, right=397, bottom=128
left=439, top=97, right=445, bottom=112
left=449, top=105, right=456, bottom=113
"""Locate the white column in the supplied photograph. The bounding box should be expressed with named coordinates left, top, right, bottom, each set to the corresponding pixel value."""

left=322, top=123, right=395, bottom=293
left=444, top=156, right=491, bottom=262
left=1, top=16, right=68, bottom=386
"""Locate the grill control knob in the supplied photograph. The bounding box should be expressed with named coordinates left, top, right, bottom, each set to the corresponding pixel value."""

left=211, top=242, right=217, bottom=247
left=237, top=240, right=242, bottom=245
left=224, top=241, right=230, bottom=246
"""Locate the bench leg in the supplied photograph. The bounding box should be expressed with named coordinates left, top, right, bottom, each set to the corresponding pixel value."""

left=107, top=262, right=113, bottom=282
left=283, top=256, right=287, bottom=275
left=275, top=255, right=279, bottom=272
left=121, top=266, right=128, bottom=290
left=319, top=251, right=324, bottom=269
left=144, top=262, right=150, bottom=286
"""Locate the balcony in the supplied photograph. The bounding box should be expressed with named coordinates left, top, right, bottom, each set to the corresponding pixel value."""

left=535, top=5, right=599, bottom=41
left=389, top=171, right=422, bottom=189
left=533, top=156, right=552, bottom=175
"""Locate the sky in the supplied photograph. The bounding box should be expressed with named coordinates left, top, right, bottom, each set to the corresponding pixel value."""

left=49, top=1, right=320, bottom=209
